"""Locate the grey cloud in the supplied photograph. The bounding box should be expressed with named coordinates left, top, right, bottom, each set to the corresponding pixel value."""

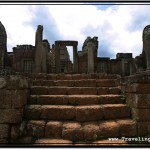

left=26, top=5, right=62, bottom=46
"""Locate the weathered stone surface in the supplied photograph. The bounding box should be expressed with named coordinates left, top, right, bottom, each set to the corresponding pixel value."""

left=132, top=108, right=150, bottom=121
left=137, top=122, right=150, bottom=136
left=116, top=119, right=137, bottom=137
left=28, top=95, right=37, bottom=104
left=74, top=80, right=89, bottom=87
left=102, top=104, right=131, bottom=119
left=97, top=87, right=110, bottom=95
left=49, top=87, right=67, bottom=95
left=109, top=87, right=121, bottom=94
left=47, top=74, right=57, bottom=80
left=0, top=78, right=6, bottom=89
left=98, top=121, right=119, bottom=139
left=83, top=123, right=100, bottom=141
left=45, top=121, right=62, bottom=138
left=0, top=109, right=22, bottom=123
left=37, top=95, right=68, bottom=105
left=33, top=80, right=55, bottom=86
left=27, top=120, right=45, bottom=137
left=80, top=87, right=97, bottom=95
left=0, top=138, right=8, bottom=144
left=96, top=79, right=117, bottom=87
left=76, top=105, right=103, bottom=122
left=126, top=83, right=150, bottom=94
left=7, top=76, right=29, bottom=90
left=56, top=80, right=74, bottom=87
left=25, top=105, right=42, bottom=120
left=67, top=87, right=81, bottom=95
left=11, top=125, right=20, bottom=140
left=0, top=124, right=10, bottom=138
left=41, top=105, right=75, bottom=120
left=62, top=122, right=83, bottom=141
left=0, top=89, right=11, bottom=109
left=30, top=86, right=49, bottom=95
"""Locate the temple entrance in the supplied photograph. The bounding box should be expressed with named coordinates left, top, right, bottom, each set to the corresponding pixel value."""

left=55, top=40, right=78, bottom=73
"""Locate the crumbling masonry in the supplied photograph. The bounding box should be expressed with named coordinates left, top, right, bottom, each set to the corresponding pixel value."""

left=0, top=22, right=150, bottom=146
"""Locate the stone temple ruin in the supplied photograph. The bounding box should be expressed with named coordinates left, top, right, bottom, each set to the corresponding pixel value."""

left=1, top=22, right=150, bottom=146
left=1, top=21, right=149, bottom=76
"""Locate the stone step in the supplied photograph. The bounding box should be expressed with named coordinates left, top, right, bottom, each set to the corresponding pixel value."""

left=30, top=86, right=121, bottom=95
left=28, top=95, right=125, bottom=105
left=25, top=119, right=136, bottom=142
left=32, top=79, right=119, bottom=87
left=25, top=104, right=131, bottom=121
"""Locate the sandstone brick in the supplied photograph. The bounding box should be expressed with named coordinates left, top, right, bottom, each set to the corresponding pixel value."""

left=72, top=74, right=82, bottom=80
left=37, top=95, right=68, bottom=105
left=80, top=87, right=97, bottom=95
left=27, top=120, right=45, bottom=137
left=28, top=95, right=37, bottom=104
left=56, top=80, right=74, bottom=87
left=47, top=74, right=57, bottom=80
left=90, top=73, right=99, bottom=79
left=62, top=122, right=83, bottom=141
left=67, top=95, right=99, bottom=105
left=83, top=123, right=100, bottom=141
left=0, top=77, right=7, bottom=89
left=0, top=109, right=22, bottom=123
left=97, top=87, right=110, bottom=95
left=137, top=122, right=150, bottom=136
left=33, top=73, right=47, bottom=80
left=0, top=89, right=11, bottom=109
left=117, top=119, right=137, bottom=137
left=76, top=105, right=103, bottom=122
left=49, top=87, right=67, bottom=95
left=0, top=124, right=10, bottom=138
left=109, top=87, right=121, bottom=94
left=45, top=121, right=62, bottom=138
left=98, top=95, right=124, bottom=104
left=96, top=79, right=116, bottom=87
left=30, top=86, right=49, bottom=95
left=56, top=74, right=66, bottom=80
left=127, top=83, right=150, bottom=94
left=88, top=79, right=97, bottom=87
left=11, top=125, right=20, bottom=140
left=33, top=80, right=55, bottom=86
left=102, top=104, right=131, bottom=119
left=98, top=121, right=119, bottom=139
left=41, top=105, right=75, bottom=120
left=74, top=80, right=89, bottom=87
left=67, top=87, right=81, bottom=95
left=25, top=105, right=42, bottom=120
left=132, top=108, right=150, bottom=121
left=126, top=94, right=136, bottom=108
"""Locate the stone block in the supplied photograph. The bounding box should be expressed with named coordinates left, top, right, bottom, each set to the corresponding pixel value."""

left=25, top=105, right=42, bottom=120
left=41, top=105, right=75, bottom=120
left=45, top=121, right=62, bottom=138
left=47, top=74, right=57, bottom=80
left=11, top=125, right=20, bottom=140
left=49, top=87, right=67, bottom=95
left=88, top=79, right=97, bottom=87
left=97, top=87, right=110, bottom=95
left=96, top=79, right=116, bottom=87
left=0, top=109, right=22, bottom=123
left=27, top=120, right=45, bottom=137
left=0, top=78, right=6, bottom=89
left=116, top=119, right=137, bottom=137
left=80, top=87, right=97, bottom=95
left=103, top=104, right=131, bottom=119
left=74, top=80, right=89, bottom=87
left=28, top=95, right=37, bottom=104
left=83, top=123, right=100, bottom=141
left=72, top=74, right=82, bottom=80
left=67, top=87, right=81, bottom=95
left=62, top=122, right=83, bottom=141
left=76, top=106, right=103, bottom=122
left=30, top=86, right=49, bottom=95
left=0, top=139, right=8, bottom=144
left=109, top=87, right=121, bottom=94
left=0, top=89, right=11, bottom=109
left=56, top=80, right=74, bottom=87
left=98, top=121, right=119, bottom=139
left=137, top=122, right=150, bottom=136
left=0, top=124, right=10, bottom=138
left=132, top=108, right=150, bottom=121
left=126, top=83, right=150, bottom=94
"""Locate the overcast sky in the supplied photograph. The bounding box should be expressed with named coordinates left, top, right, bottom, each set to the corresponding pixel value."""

left=0, top=3, right=150, bottom=61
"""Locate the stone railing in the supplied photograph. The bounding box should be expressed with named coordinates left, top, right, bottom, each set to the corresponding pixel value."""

left=0, top=75, right=29, bottom=144
left=124, top=71, right=150, bottom=137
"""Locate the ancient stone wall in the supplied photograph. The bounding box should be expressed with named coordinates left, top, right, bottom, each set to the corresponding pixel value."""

left=0, top=76, right=29, bottom=144
left=125, top=71, right=150, bottom=137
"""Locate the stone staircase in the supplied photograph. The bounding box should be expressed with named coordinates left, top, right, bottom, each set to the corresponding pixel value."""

left=20, top=74, right=137, bottom=146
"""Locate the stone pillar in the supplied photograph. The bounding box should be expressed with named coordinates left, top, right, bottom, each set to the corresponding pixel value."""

left=87, top=41, right=95, bottom=73
left=55, top=43, right=60, bottom=73
left=125, top=72, right=150, bottom=137
left=73, top=45, right=78, bottom=73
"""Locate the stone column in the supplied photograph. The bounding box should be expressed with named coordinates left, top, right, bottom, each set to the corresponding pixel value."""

left=73, top=45, right=78, bottom=73
left=87, top=41, right=95, bottom=73
left=55, top=43, right=60, bottom=73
